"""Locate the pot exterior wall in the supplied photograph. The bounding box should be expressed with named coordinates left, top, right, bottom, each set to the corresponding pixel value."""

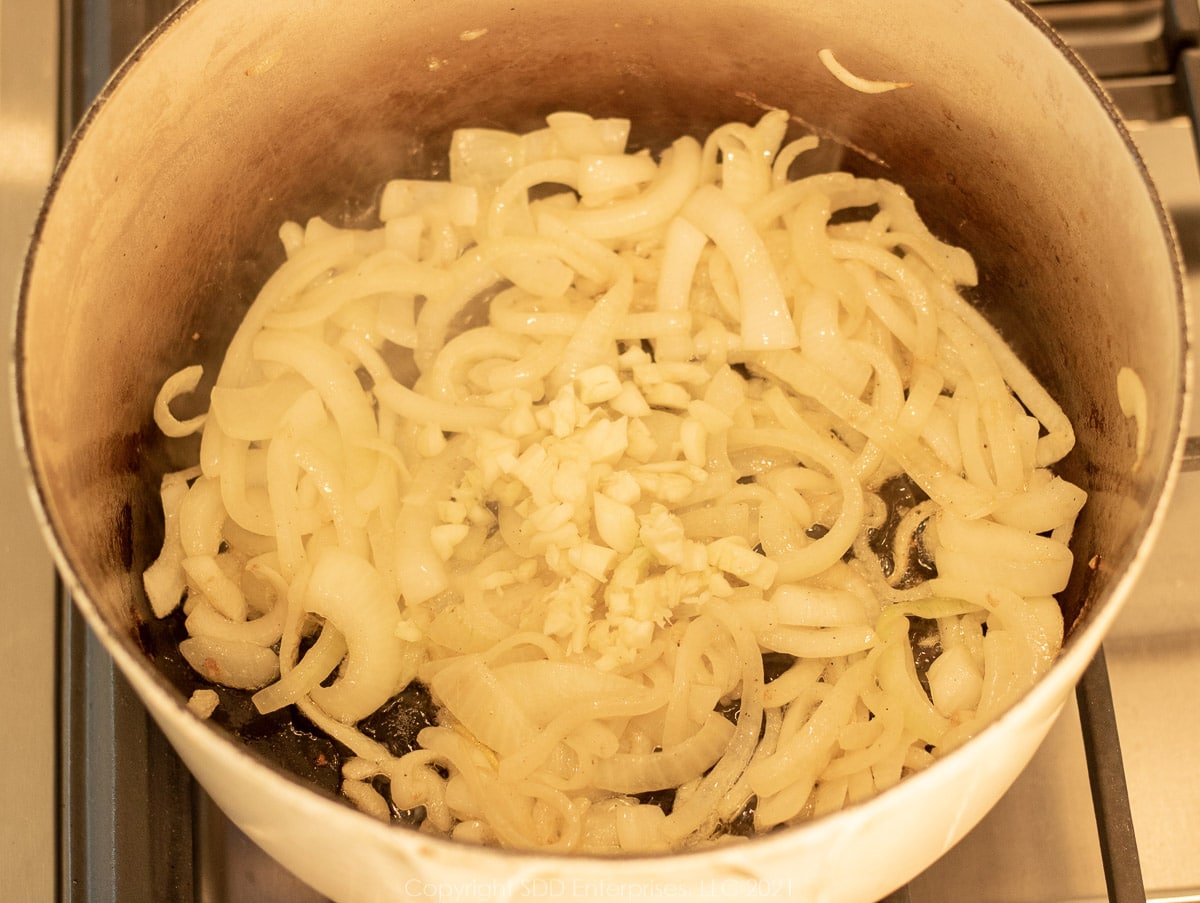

left=15, top=0, right=1188, bottom=900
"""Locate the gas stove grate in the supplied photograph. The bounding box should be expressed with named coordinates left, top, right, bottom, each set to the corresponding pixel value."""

left=56, top=2, right=1198, bottom=901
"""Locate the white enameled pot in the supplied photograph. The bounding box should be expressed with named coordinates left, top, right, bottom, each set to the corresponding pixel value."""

left=13, top=1, right=1189, bottom=900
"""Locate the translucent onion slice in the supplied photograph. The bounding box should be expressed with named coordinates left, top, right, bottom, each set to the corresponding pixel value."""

left=933, top=511, right=1074, bottom=597
left=817, top=48, right=913, bottom=94
left=591, top=713, right=735, bottom=794
left=180, top=635, right=280, bottom=691
left=252, top=627, right=348, bottom=715
left=429, top=655, right=539, bottom=756
left=152, top=364, right=208, bottom=438
left=492, top=660, right=651, bottom=726
left=303, top=548, right=420, bottom=723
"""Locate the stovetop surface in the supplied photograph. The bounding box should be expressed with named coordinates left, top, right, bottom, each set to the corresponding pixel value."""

left=2, top=2, right=1199, bottom=902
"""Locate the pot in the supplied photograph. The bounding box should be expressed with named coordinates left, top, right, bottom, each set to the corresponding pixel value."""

left=13, top=0, right=1189, bottom=900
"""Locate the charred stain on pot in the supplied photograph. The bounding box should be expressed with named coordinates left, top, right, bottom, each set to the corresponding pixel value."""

left=868, top=474, right=936, bottom=586
left=356, top=684, right=446, bottom=827
left=828, top=203, right=880, bottom=226
left=908, top=617, right=942, bottom=698
left=82, top=429, right=152, bottom=574
left=718, top=796, right=761, bottom=838
left=137, top=609, right=344, bottom=802
left=113, top=501, right=134, bottom=571
left=634, top=787, right=676, bottom=816
left=359, top=683, right=440, bottom=759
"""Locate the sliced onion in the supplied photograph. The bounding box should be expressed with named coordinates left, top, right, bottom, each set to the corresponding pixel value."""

left=592, top=713, right=735, bottom=794
left=303, top=548, right=420, bottom=723
left=209, top=372, right=310, bottom=441
left=875, top=619, right=950, bottom=745
left=180, top=636, right=279, bottom=691
left=429, top=655, right=539, bottom=756
left=770, top=584, right=870, bottom=627
left=252, top=626, right=348, bottom=715
left=990, top=474, right=1087, bottom=534
left=927, top=643, right=984, bottom=716
left=934, top=511, right=1074, bottom=596
left=152, top=364, right=208, bottom=438
left=492, top=660, right=651, bottom=726
left=143, top=470, right=193, bottom=618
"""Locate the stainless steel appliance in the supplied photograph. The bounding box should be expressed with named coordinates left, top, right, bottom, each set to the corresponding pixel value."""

left=1, top=1, right=1197, bottom=900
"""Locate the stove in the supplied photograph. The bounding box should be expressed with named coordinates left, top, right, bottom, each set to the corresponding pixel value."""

left=2, top=2, right=1199, bottom=901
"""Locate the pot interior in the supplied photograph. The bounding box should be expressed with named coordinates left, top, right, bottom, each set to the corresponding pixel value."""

left=16, top=0, right=1187, bottom=838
